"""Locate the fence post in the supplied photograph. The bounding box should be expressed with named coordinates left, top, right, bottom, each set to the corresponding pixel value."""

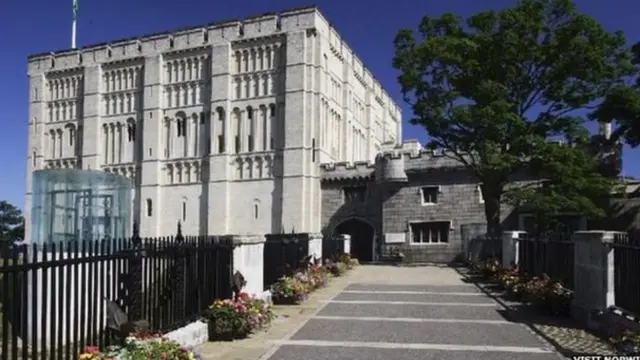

left=571, top=231, right=620, bottom=331
left=173, top=222, right=186, bottom=322
left=501, top=231, right=526, bottom=268
left=127, top=222, right=144, bottom=321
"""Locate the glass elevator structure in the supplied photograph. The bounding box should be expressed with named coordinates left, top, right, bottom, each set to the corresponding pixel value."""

left=30, top=169, right=132, bottom=245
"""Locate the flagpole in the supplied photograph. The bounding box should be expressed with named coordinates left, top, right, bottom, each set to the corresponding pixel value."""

left=72, top=19, right=77, bottom=49
left=71, top=0, right=78, bottom=49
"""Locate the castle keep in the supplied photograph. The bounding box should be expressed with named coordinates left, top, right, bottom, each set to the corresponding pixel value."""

left=25, top=6, right=593, bottom=264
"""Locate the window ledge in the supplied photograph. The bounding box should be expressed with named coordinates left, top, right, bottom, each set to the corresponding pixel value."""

left=410, top=242, right=450, bottom=246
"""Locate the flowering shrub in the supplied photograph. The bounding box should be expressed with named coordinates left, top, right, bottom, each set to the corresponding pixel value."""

left=270, top=276, right=308, bottom=304
left=325, top=261, right=347, bottom=277
left=494, top=268, right=523, bottom=288
left=79, top=333, right=201, bottom=359
left=474, top=257, right=501, bottom=277
left=515, top=274, right=572, bottom=316
left=611, top=329, right=640, bottom=355
left=238, top=292, right=274, bottom=330
left=339, top=254, right=358, bottom=269
left=203, top=294, right=273, bottom=340
left=203, top=298, right=251, bottom=340
left=308, top=265, right=330, bottom=289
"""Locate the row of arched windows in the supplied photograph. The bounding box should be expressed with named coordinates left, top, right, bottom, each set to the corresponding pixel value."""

left=103, top=92, right=140, bottom=116
left=234, top=155, right=274, bottom=180
left=48, top=76, right=82, bottom=100
left=164, top=56, right=209, bottom=84
left=48, top=101, right=78, bottom=122
left=164, top=83, right=207, bottom=108
left=234, top=73, right=277, bottom=99
left=165, top=161, right=201, bottom=184
left=233, top=46, right=280, bottom=74
left=104, top=166, right=136, bottom=180
left=102, top=67, right=142, bottom=93
left=102, top=119, right=137, bottom=165
left=46, top=124, right=80, bottom=159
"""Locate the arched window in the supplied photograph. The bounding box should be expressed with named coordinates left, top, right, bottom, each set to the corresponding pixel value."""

left=146, top=198, right=152, bottom=217
left=182, top=201, right=187, bottom=221
left=127, top=123, right=136, bottom=142
left=254, top=204, right=259, bottom=219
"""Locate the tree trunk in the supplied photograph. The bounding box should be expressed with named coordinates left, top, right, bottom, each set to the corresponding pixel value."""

left=482, top=187, right=503, bottom=240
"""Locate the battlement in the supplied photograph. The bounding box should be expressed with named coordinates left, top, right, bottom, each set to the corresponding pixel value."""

left=28, top=6, right=315, bottom=71
left=26, top=5, right=402, bottom=115
left=320, top=161, right=375, bottom=182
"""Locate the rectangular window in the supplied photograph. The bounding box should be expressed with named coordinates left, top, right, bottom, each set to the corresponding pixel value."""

left=421, top=186, right=439, bottom=205
left=410, top=221, right=450, bottom=244
left=343, top=186, right=367, bottom=203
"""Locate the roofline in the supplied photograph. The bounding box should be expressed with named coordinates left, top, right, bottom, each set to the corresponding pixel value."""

left=27, top=5, right=318, bottom=59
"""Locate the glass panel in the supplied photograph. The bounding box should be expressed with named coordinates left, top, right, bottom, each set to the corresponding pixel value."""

left=31, top=169, right=132, bottom=248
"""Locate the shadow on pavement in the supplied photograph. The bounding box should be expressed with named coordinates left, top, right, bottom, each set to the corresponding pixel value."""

left=452, top=266, right=618, bottom=358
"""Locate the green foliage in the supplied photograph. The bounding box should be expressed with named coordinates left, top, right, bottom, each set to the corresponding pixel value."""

left=591, top=42, right=640, bottom=147
left=392, top=0, right=629, bottom=234
left=0, top=201, right=24, bottom=244
left=503, top=141, right=619, bottom=231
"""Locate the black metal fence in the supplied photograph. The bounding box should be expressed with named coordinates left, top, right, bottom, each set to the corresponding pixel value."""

left=263, top=233, right=308, bottom=290
left=612, top=231, right=640, bottom=316
left=516, top=232, right=575, bottom=290
left=0, top=223, right=234, bottom=360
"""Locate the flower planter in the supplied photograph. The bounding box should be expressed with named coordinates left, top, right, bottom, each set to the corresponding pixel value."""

left=272, top=296, right=301, bottom=305
left=208, top=327, right=236, bottom=342
left=207, top=323, right=250, bottom=341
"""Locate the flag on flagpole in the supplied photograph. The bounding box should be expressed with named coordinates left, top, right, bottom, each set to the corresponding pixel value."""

left=72, top=0, right=79, bottom=21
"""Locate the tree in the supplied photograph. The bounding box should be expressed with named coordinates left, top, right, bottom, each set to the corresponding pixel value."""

left=0, top=201, right=24, bottom=244
left=392, top=0, right=631, bottom=236
left=590, top=41, right=640, bottom=147
left=503, top=141, right=620, bottom=238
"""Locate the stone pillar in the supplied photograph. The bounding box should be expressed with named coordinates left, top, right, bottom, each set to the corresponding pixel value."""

left=231, top=235, right=267, bottom=299
left=571, top=231, right=621, bottom=330
left=338, top=234, right=351, bottom=255
left=307, top=233, right=323, bottom=262
left=502, top=231, right=527, bottom=268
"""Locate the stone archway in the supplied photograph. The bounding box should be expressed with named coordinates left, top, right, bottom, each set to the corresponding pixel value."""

left=333, top=218, right=375, bottom=262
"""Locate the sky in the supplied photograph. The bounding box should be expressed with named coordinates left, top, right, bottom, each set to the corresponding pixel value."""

left=0, top=0, right=638, bottom=211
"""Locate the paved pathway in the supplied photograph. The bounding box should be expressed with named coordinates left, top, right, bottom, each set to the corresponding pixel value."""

left=259, top=265, right=567, bottom=360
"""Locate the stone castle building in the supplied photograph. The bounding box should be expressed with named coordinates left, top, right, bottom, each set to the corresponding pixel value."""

left=24, top=6, right=403, bottom=251
left=26, top=6, right=608, bottom=263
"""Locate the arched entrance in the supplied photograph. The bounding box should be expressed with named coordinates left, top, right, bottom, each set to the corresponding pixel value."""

left=333, top=218, right=375, bottom=262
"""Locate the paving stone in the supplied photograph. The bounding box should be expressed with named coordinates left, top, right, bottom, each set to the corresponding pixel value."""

left=344, top=283, right=481, bottom=293
left=267, top=345, right=565, bottom=360
left=334, top=291, right=496, bottom=304
left=291, top=319, right=549, bottom=348
left=317, top=302, right=506, bottom=320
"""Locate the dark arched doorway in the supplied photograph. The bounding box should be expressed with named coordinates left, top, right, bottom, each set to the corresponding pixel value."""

left=333, top=218, right=375, bottom=262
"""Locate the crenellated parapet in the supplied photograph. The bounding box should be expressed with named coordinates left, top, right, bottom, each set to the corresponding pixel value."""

left=28, top=6, right=318, bottom=73
left=320, top=139, right=472, bottom=183
left=320, top=161, right=375, bottom=182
